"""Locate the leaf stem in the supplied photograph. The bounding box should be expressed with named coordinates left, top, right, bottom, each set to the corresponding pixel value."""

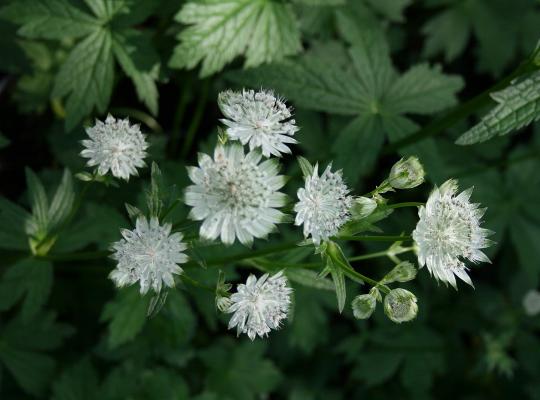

left=181, top=79, right=210, bottom=158
left=386, top=202, right=424, bottom=209
left=338, top=235, right=412, bottom=242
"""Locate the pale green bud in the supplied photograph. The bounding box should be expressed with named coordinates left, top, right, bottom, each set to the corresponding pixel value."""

left=384, top=288, right=418, bottom=323
left=380, top=261, right=417, bottom=284
left=351, top=287, right=380, bottom=320
left=350, top=196, right=377, bottom=219
left=388, top=156, right=425, bottom=189
left=216, top=296, right=232, bottom=313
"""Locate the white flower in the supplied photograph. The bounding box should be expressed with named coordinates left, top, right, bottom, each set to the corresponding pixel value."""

left=226, top=271, right=293, bottom=340
left=383, top=288, right=418, bottom=323
left=218, top=89, right=299, bottom=157
left=110, top=217, right=187, bottom=294
left=412, top=179, right=493, bottom=288
left=294, top=164, right=353, bottom=244
left=185, top=144, right=287, bottom=246
left=81, top=114, right=148, bottom=180
left=523, top=290, right=540, bottom=316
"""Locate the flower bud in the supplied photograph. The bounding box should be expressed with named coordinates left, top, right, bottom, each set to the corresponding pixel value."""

left=523, top=290, right=540, bottom=316
left=388, top=156, right=425, bottom=189
left=380, top=261, right=417, bottom=284
left=384, top=288, right=418, bottom=323
left=351, top=287, right=380, bottom=320
left=216, top=295, right=233, bottom=313
left=350, top=197, right=377, bottom=219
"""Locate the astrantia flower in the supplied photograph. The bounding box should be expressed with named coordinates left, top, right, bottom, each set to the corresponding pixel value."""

left=412, top=179, right=493, bottom=288
left=294, top=164, right=353, bottom=244
left=226, top=271, right=292, bottom=340
left=218, top=89, right=299, bottom=157
left=110, top=217, right=187, bottom=294
left=185, top=144, right=287, bottom=246
left=81, top=115, right=148, bottom=180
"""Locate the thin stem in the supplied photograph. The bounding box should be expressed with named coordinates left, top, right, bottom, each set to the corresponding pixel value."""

left=194, top=240, right=302, bottom=267
left=181, top=79, right=210, bottom=158
left=38, top=250, right=110, bottom=262
left=161, top=199, right=182, bottom=221
left=338, top=235, right=412, bottom=242
left=110, top=107, right=162, bottom=133
left=348, top=250, right=389, bottom=262
left=384, top=60, right=538, bottom=153
left=179, top=274, right=214, bottom=292
left=169, top=79, right=193, bottom=155
left=387, top=202, right=424, bottom=209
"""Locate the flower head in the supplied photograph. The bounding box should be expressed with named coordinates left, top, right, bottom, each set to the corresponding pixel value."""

left=384, top=288, right=418, bottom=323
left=412, top=179, right=493, bottom=288
left=218, top=89, right=299, bottom=157
left=523, top=290, right=540, bottom=316
left=81, top=115, right=148, bottom=180
left=110, top=217, right=187, bottom=294
left=185, top=144, right=287, bottom=246
left=226, top=271, right=292, bottom=340
left=294, top=164, right=353, bottom=244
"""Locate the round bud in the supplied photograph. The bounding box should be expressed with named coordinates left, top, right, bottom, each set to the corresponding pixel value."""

left=388, top=156, right=425, bottom=190
left=381, top=261, right=417, bottom=284
left=384, top=288, right=418, bottom=323
left=523, top=290, right=540, bottom=316
left=351, top=197, right=377, bottom=219
left=351, top=287, right=380, bottom=320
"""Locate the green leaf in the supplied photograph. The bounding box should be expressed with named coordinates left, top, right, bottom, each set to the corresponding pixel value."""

left=146, top=162, right=163, bottom=218
left=112, top=29, right=160, bottom=115
left=456, top=71, right=540, bottom=145
left=25, top=168, right=49, bottom=237
left=52, top=27, right=114, bottom=131
left=0, top=0, right=98, bottom=40
left=0, top=258, right=53, bottom=321
left=364, top=0, right=412, bottom=22
left=0, top=197, right=32, bottom=250
left=383, top=64, right=464, bottom=115
left=100, top=287, right=150, bottom=348
left=52, top=359, right=99, bottom=400
left=0, top=312, right=72, bottom=396
left=199, top=339, right=281, bottom=400
left=170, top=0, right=301, bottom=77
left=48, top=169, right=75, bottom=232
left=296, top=156, right=314, bottom=178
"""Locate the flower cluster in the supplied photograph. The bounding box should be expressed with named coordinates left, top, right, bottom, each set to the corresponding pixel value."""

left=294, top=164, right=353, bottom=245
left=225, top=271, right=293, bottom=340
left=185, top=144, right=287, bottom=246
left=413, top=179, right=493, bottom=288
left=110, top=217, right=188, bottom=294
left=81, top=115, right=148, bottom=180
left=86, top=88, right=495, bottom=339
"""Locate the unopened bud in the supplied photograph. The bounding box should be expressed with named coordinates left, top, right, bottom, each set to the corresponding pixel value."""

left=523, top=290, right=540, bottom=316
left=380, top=261, right=417, bottom=284
left=388, top=156, right=425, bottom=189
left=216, top=296, right=232, bottom=313
left=351, top=287, right=380, bottom=320
left=351, top=197, right=377, bottom=219
left=384, top=288, right=418, bottom=323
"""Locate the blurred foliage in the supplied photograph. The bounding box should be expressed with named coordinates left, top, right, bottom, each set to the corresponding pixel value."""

left=0, top=0, right=540, bottom=399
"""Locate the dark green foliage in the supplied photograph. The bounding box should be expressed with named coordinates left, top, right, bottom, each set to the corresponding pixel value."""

left=1, top=0, right=540, bottom=399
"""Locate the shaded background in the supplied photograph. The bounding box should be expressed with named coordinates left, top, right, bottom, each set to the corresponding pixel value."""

left=1, top=0, right=540, bottom=399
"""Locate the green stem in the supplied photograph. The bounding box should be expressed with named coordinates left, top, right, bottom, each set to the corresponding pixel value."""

left=194, top=240, right=302, bottom=267
left=110, top=107, right=162, bottom=133
left=384, top=60, right=538, bottom=153
left=338, top=235, right=412, bottom=242
left=38, top=250, right=110, bottom=262
left=179, top=274, right=214, bottom=292
left=348, top=250, right=389, bottom=262
left=169, top=79, right=193, bottom=155
left=161, top=199, right=182, bottom=221
left=181, top=79, right=210, bottom=158
left=387, top=202, right=424, bottom=209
